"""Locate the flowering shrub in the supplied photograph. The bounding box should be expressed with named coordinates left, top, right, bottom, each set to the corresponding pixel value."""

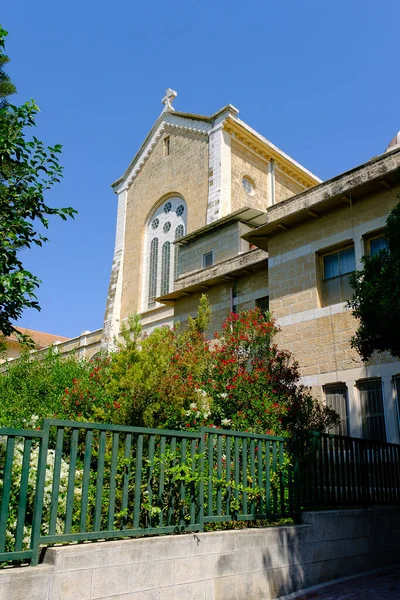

left=108, top=297, right=338, bottom=436
left=0, top=297, right=338, bottom=437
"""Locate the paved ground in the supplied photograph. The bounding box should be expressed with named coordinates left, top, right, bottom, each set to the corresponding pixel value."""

left=293, top=568, right=400, bottom=600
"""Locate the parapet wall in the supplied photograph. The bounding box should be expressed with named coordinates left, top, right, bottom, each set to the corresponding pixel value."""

left=1, top=507, right=400, bottom=600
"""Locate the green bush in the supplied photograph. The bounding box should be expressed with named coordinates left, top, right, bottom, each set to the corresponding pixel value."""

left=0, top=350, right=116, bottom=428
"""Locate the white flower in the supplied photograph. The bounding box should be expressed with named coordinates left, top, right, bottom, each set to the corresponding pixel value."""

left=219, top=393, right=228, bottom=399
left=221, top=418, right=231, bottom=426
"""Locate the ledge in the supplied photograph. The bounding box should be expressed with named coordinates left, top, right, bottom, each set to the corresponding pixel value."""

left=245, top=146, right=400, bottom=249
left=157, top=249, right=268, bottom=303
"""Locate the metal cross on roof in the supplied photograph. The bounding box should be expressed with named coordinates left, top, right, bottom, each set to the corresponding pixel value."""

left=161, top=88, right=177, bottom=112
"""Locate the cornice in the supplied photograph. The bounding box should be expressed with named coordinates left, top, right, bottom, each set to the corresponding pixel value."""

left=224, top=121, right=317, bottom=188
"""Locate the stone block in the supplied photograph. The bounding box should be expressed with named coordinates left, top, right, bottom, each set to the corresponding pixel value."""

left=174, top=555, right=214, bottom=585
left=49, top=569, right=92, bottom=600
left=0, top=568, right=51, bottom=600
left=213, top=575, right=237, bottom=600
left=213, top=551, right=248, bottom=577
left=106, top=591, right=159, bottom=600
left=45, top=545, right=108, bottom=572
left=131, top=559, right=174, bottom=592
left=236, top=572, right=270, bottom=600
left=91, top=564, right=133, bottom=599
left=184, top=531, right=237, bottom=557
left=160, top=580, right=207, bottom=600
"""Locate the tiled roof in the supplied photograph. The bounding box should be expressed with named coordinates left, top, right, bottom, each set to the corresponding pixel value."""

left=7, top=328, right=70, bottom=348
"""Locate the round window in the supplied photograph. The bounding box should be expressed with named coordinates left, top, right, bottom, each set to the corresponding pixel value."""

left=176, top=205, right=185, bottom=216
left=163, top=221, right=171, bottom=233
left=164, top=201, right=172, bottom=213
left=151, top=218, right=159, bottom=229
left=242, top=176, right=255, bottom=195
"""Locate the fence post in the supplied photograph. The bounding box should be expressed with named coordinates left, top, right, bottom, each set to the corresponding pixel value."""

left=291, top=435, right=302, bottom=519
left=30, top=420, right=50, bottom=566
left=198, top=428, right=205, bottom=531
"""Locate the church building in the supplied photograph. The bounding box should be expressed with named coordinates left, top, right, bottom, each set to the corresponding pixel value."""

left=26, top=90, right=400, bottom=444
left=103, top=89, right=320, bottom=343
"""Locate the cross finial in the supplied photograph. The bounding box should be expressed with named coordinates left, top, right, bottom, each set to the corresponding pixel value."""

left=162, top=88, right=177, bottom=111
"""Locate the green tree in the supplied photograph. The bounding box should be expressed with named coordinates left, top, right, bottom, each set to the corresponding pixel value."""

left=0, top=26, right=76, bottom=339
left=348, top=200, right=400, bottom=361
left=0, top=26, right=16, bottom=108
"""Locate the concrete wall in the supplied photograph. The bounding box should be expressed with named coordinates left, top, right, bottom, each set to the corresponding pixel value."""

left=2, top=507, right=399, bottom=600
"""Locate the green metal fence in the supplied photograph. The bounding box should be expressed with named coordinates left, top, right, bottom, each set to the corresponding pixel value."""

left=1, top=420, right=400, bottom=567
left=0, top=420, right=295, bottom=566
left=299, top=432, right=400, bottom=507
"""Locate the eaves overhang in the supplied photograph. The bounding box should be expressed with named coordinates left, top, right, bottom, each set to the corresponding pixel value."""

left=244, top=146, right=400, bottom=251
left=157, top=249, right=268, bottom=304
left=175, top=207, right=268, bottom=246
left=225, top=117, right=322, bottom=187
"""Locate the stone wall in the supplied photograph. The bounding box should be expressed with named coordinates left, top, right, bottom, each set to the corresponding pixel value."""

left=1, top=507, right=399, bottom=600
left=121, top=129, right=209, bottom=319
left=274, top=169, right=304, bottom=204
left=268, top=186, right=400, bottom=376
left=177, top=222, right=252, bottom=278
left=173, top=263, right=268, bottom=335
left=231, top=140, right=269, bottom=212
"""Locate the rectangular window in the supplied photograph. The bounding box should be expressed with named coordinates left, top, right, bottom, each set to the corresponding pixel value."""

left=358, top=379, right=386, bottom=442
left=256, top=296, right=270, bottom=316
left=324, top=384, right=348, bottom=436
left=395, top=377, right=400, bottom=430
left=322, top=245, right=355, bottom=306
left=368, top=233, right=388, bottom=256
left=202, top=250, right=214, bottom=268
left=164, top=136, right=170, bottom=157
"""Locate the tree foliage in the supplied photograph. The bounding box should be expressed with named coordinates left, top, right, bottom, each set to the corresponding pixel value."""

left=0, top=26, right=76, bottom=338
left=0, top=27, right=16, bottom=108
left=348, top=201, right=400, bottom=361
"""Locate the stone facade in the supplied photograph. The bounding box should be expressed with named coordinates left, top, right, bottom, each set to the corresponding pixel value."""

left=230, top=139, right=270, bottom=212
left=122, top=129, right=209, bottom=319
left=247, top=146, right=400, bottom=443
left=177, top=222, right=252, bottom=279
left=102, top=98, right=317, bottom=340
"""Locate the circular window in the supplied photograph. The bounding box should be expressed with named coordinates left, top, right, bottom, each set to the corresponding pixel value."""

left=163, top=221, right=171, bottom=233
left=164, top=201, right=172, bottom=213
left=176, top=205, right=185, bottom=216
left=151, top=218, right=159, bottom=229
left=242, top=176, right=255, bottom=195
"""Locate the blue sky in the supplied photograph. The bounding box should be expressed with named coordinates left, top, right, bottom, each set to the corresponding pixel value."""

left=2, top=0, right=399, bottom=338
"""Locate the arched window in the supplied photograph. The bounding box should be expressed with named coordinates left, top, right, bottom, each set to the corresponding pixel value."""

left=148, top=238, right=159, bottom=307
left=161, top=242, right=171, bottom=295
left=175, top=224, right=184, bottom=239
left=175, top=225, right=185, bottom=279
left=143, top=197, right=187, bottom=310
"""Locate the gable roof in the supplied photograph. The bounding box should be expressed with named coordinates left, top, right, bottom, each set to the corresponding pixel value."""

left=111, top=103, right=321, bottom=194
left=112, top=105, right=238, bottom=193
